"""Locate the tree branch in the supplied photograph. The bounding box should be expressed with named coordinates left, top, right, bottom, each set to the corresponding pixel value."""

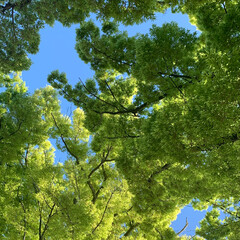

left=1, top=0, right=31, bottom=13
left=92, top=191, right=115, bottom=234
left=51, top=113, right=80, bottom=164
left=90, top=42, right=132, bottom=67
left=104, top=79, right=128, bottom=110
left=222, top=2, right=227, bottom=14
left=17, top=187, right=27, bottom=240
left=40, top=204, right=56, bottom=240
left=1, top=2, right=15, bottom=13
left=148, top=163, right=172, bottom=183
left=88, top=146, right=113, bottom=179
left=207, top=200, right=240, bottom=220
left=38, top=202, right=42, bottom=240
left=158, top=71, right=192, bottom=81
left=176, top=218, right=188, bottom=235
left=0, top=121, right=23, bottom=142
left=79, top=77, right=120, bottom=110
left=123, top=223, right=139, bottom=237
left=87, top=146, right=113, bottom=203
left=104, top=135, right=140, bottom=139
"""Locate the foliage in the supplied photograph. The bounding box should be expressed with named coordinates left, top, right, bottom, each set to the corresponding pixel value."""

left=1, top=0, right=240, bottom=239
left=0, top=0, right=164, bottom=73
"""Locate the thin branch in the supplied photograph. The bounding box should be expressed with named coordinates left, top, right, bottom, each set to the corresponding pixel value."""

left=148, top=163, right=171, bottom=183
left=104, top=80, right=128, bottom=110
left=87, top=180, right=97, bottom=203
left=1, top=2, right=15, bottom=13
left=87, top=147, right=114, bottom=203
left=123, top=223, right=139, bottom=237
left=90, top=42, right=132, bottom=67
left=49, top=193, right=76, bottom=227
left=0, top=121, right=23, bottom=142
left=60, top=84, right=166, bottom=117
left=38, top=202, right=42, bottom=240
left=155, top=228, right=164, bottom=240
left=195, top=132, right=240, bottom=152
left=88, top=146, right=113, bottom=178
left=40, top=204, right=56, bottom=240
left=1, top=0, right=32, bottom=13
left=176, top=218, right=188, bottom=235
left=92, top=191, right=114, bottom=234
left=208, top=200, right=240, bottom=220
left=11, top=6, right=16, bottom=40
left=158, top=71, right=192, bottom=81
left=22, top=144, right=29, bottom=168
left=92, top=101, right=149, bottom=116
left=17, top=187, right=27, bottom=240
left=169, top=75, right=186, bottom=97
left=79, top=77, right=119, bottom=110
left=88, top=161, right=105, bottom=179
left=71, top=163, right=81, bottom=201
left=222, top=2, right=227, bottom=14
left=157, top=1, right=165, bottom=5
left=102, top=165, right=107, bottom=181
left=94, top=186, right=104, bottom=203
left=51, top=113, right=79, bottom=164
left=104, top=135, right=140, bottom=139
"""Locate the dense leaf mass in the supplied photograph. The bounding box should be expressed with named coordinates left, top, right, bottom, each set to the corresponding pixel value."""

left=1, top=0, right=240, bottom=239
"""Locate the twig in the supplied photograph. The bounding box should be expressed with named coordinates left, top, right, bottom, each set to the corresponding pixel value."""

left=79, top=78, right=119, bottom=110
left=104, top=135, right=139, bottom=139
left=92, top=191, right=115, bottom=234
left=176, top=218, right=188, bottom=235
left=51, top=113, right=80, bottom=164
left=158, top=71, right=192, bottom=81
left=87, top=147, right=113, bottom=203
left=222, top=2, right=227, bottom=14
left=104, top=80, right=128, bottom=110
left=90, top=42, right=132, bottom=67
left=40, top=204, right=56, bottom=240
left=0, top=121, right=23, bottom=142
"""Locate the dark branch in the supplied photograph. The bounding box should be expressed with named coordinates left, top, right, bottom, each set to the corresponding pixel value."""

left=208, top=200, right=240, bottom=220
left=155, top=228, right=164, bottom=240
left=40, top=204, right=56, bottom=240
left=158, top=71, right=192, bottom=80
left=195, top=132, right=240, bottom=152
left=157, top=1, right=165, bottom=5
left=222, top=2, right=227, bottom=14
left=88, top=146, right=113, bottom=178
left=17, top=187, right=27, bottom=240
left=104, top=135, right=140, bottom=139
left=148, top=163, right=172, bottom=183
left=90, top=42, right=132, bottom=67
left=92, top=101, right=149, bottom=116
left=1, top=0, right=31, bottom=13
left=87, top=147, right=113, bottom=203
left=79, top=77, right=119, bottom=110
left=87, top=180, right=98, bottom=204
left=24, top=144, right=29, bottom=167
left=0, top=121, right=23, bottom=142
left=38, top=202, right=42, bottom=240
left=104, top=80, right=128, bottom=110
left=51, top=113, right=80, bottom=164
left=123, top=223, right=139, bottom=237
left=92, top=191, right=114, bottom=234
left=1, top=2, right=15, bottom=13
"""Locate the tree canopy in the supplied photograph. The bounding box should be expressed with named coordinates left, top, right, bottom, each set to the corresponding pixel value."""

left=1, top=0, right=240, bottom=239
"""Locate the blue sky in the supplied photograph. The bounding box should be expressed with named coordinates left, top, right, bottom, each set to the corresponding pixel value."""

left=22, top=9, right=204, bottom=237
